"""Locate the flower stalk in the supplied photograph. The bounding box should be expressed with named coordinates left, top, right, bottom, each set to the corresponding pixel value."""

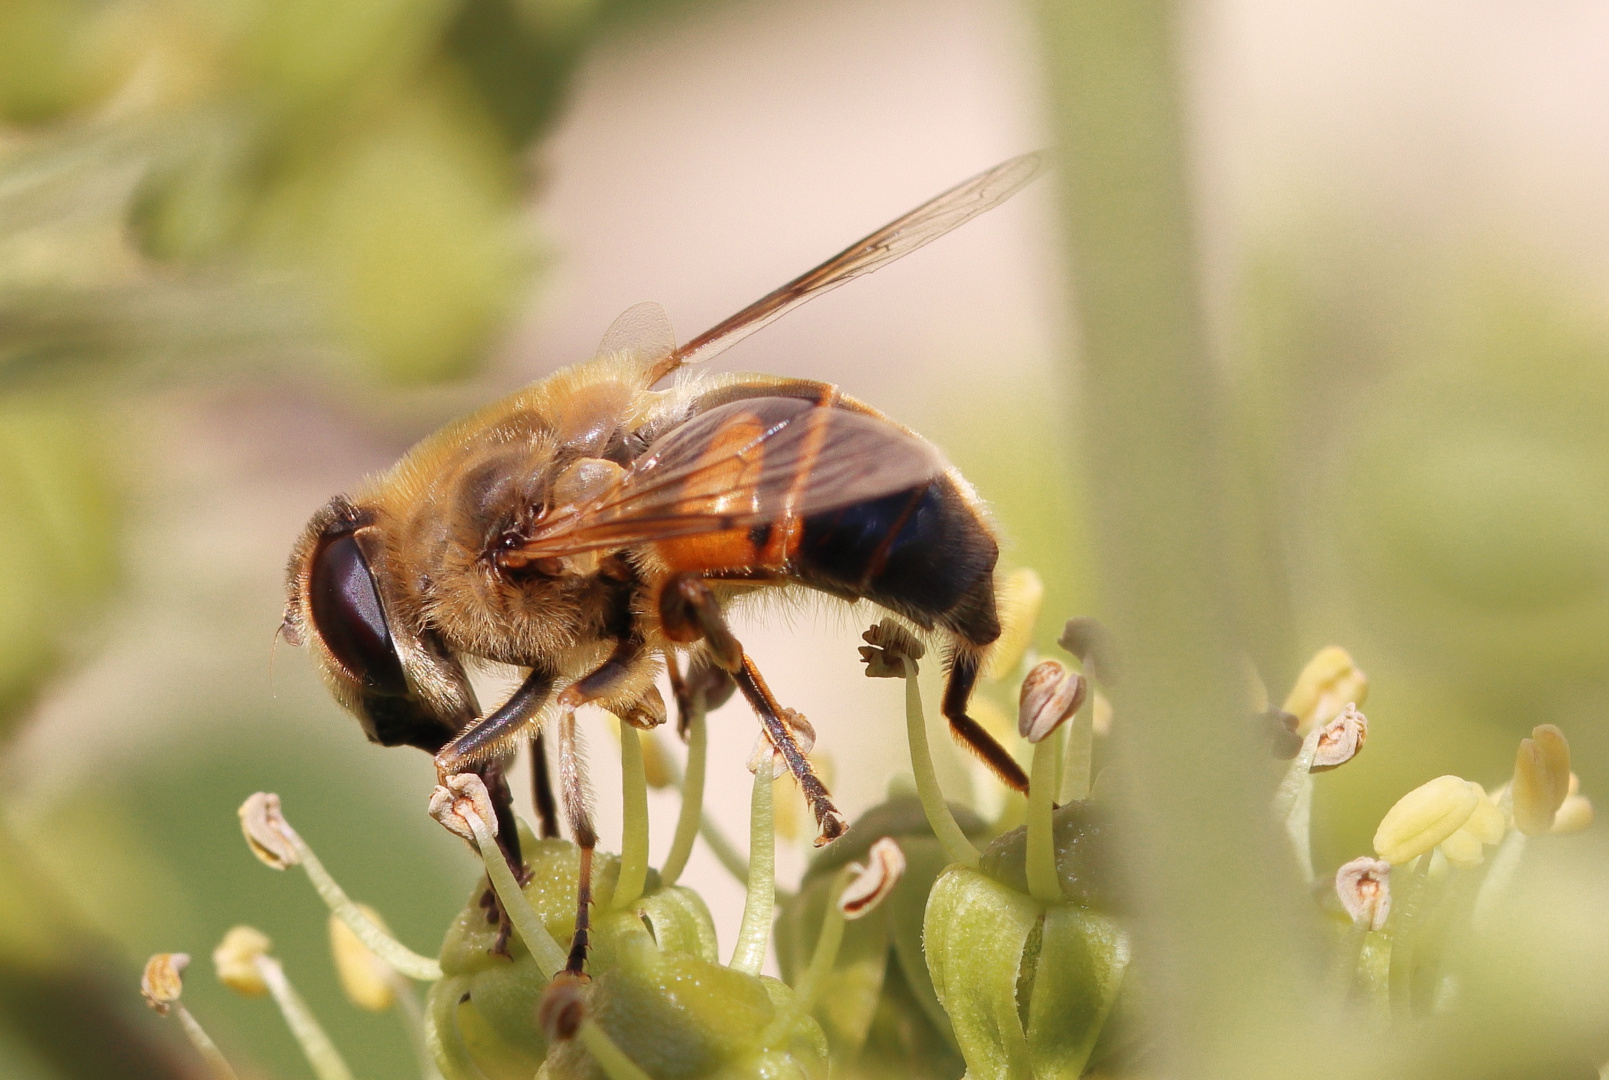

left=141, top=954, right=241, bottom=1080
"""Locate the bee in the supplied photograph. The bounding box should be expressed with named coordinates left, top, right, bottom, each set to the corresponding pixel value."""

left=282, top=153, right=1044, bottom=972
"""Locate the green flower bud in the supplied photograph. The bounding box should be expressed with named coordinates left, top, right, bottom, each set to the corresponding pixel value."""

left=430, top=832, right=820, bottom=1080
left=925, top=866, right=1128, bottom=1080
left=978, top=801, right=1120, bottom=909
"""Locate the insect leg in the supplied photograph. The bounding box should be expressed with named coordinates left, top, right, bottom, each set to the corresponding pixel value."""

left=549, top=636, right=650, bottom=976
left=530, top=731, right=560, bottom=840
left=553, top=707, right=597, bottom=976
left=435, top=666, right=557, bottom=777
left=942, top=648, right=1030, bottom=793
left=661, top=573, right=846, bottom=844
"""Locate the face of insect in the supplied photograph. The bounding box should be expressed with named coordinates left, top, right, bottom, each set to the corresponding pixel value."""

left=282, top=358, right=665, bottom=751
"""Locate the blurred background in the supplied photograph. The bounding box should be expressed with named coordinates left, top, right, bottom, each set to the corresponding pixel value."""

left=1, top=0, right=1608, bottom=1076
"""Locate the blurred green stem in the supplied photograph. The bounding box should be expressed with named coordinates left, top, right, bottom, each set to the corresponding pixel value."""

left=613, top=720, right=649, bottom=910
left=659, top=695, right=708, bottom=886
left=1040, top=0, right=1304, bottom=1071
left=900, top=655, right=981, bottom=867
left=730, top=766, right=775, bottom=975
left=173, top=1004, right=241, bottom=1080
left=253, top=956, right=355, bottom=1080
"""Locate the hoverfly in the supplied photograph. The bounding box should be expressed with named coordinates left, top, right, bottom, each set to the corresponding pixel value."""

left=282, top=153, right=1044, bottom=973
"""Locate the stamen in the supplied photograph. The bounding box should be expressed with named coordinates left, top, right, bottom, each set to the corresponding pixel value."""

left=1026, top=720, right=1067, bottom=904
left=237, top=793, right=442, bottom=982
left=430, top=774, right=568, bottom=977
left=613, top=718, right=650, bottom=911
left=253, top=953, right=358, bottom=1080
left=212, top=927, right=357, bottom=1080
left=140, top=953, right=242, bottom=1080
left=895, top=650, right=981, bottom=868
left=730, top=765, right=776, bottom=975
left=659, top=700, right=708, bottom=886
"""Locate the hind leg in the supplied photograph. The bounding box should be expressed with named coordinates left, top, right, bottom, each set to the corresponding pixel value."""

left=942, top=646, right=1029, bottom=793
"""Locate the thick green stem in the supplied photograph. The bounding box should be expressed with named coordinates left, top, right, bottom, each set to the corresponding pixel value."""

left=900, top=656, right=981, bottom=867
left=288, top=831, right=443, bottom=981
left=254, top=956, right=355, bottom=1080
left=613, top=721, right=650, bottom=910
left=1027, top=725, right=1067, bottom=903
left=578, top=1020, right=653, bottom=1080
left=463, top=813, right=568, bottom=977
left=173, top=1004, right=241, bottom=1080
left=730, top=767, right=776, bottom=975
left=1041, top=0, right=1303, bottom=1068
left=659, top=701, right=708, bottom=886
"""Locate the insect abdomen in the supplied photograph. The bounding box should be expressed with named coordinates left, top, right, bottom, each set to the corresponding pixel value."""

left=795, top=475, right=1000, bottom=646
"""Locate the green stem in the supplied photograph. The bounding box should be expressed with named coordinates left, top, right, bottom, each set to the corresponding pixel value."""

left=1027, top=724, right=1067, bottom=903
left=1470, top=829, right=1526, bottom=932
left=253, top=956, right=355, bottom=1080
left=900, top=656, right=981, bottom=867
left=762, top=868, right=852, bottom=1047
left=288, top=831, right=443, bottom=981
left=730, top=767, right=776, bottom=975
left=463, top=812, right=568, bottom=977
left=173, top=1004, right=241, bottom=1080
left=578, top=1020, right=653, bottom=1080
left=1272, top=726, right=1322, bottom=885
left=613, top=721, right=649, bottom=910
left=659, top=699, right=708, bottom=887
left=1060, top=688, right=1095, bottom=802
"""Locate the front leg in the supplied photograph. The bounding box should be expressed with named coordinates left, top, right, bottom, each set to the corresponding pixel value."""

left=660, top=573, right=847, bottom=845
left=436, top=667, right=556, bottom=954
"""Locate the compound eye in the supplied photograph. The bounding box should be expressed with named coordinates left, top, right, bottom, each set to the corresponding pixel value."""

left=308, top=533, right=408, bottom=695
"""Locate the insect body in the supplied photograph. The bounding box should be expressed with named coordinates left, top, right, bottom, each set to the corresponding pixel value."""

left=283, top=153, right=1044, bottom=972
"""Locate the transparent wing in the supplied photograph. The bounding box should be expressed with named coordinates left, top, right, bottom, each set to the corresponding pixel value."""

left=503, top=397, right=948, bottom=560
left=647, top=151, right=1046, bottom=383
left=597, top=300, right=677, bottom=363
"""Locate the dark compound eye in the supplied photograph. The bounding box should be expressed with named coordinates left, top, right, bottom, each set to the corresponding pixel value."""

left=308, top=532, right=408, bottom=695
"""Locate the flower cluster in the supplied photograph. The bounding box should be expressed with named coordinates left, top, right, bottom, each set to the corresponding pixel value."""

left=139, top=575, right=1595, bottom=1079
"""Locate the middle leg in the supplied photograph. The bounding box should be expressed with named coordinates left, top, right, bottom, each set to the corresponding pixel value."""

left=660, top=573, right=846, bottom=845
